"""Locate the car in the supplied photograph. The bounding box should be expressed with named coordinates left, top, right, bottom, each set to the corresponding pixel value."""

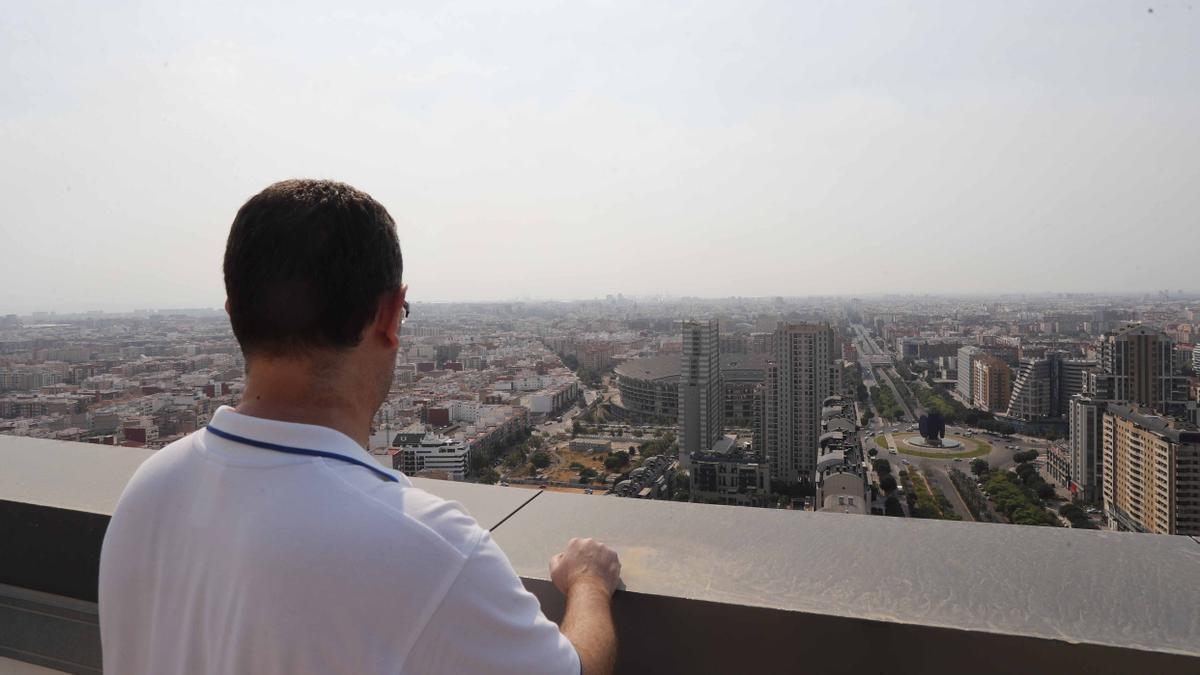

left=953, top=458, right=963, bottom=462
left=889, top=449, right=897, bottom=455
left=901, top=459, right=910, bottom=465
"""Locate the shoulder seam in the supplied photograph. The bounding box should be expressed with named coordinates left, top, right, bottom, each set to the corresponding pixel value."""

left=394, top=530, right=486, bottom=673
left=316, top=459, right=479, bottom=556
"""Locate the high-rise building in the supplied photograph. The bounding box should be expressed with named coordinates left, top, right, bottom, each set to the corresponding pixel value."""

left=1091, top=324, right=1189, bottom=416
left=972, top=355, right=1012, bottom=413
left=1007, top=357, right=1054, bottom=421
left=956, top=346, right=980, bottom=402
left=679, top=319, right=722, bottom=459
left=1068, top=394, right=1106, bottom=502
left=1192, top=343, right=1200, bottom=374
left=763, top=323, right=835, bottom=484
left=1006, top=352, right=1096, bottom=421
left=1101, top=405, right=1200, bottom=535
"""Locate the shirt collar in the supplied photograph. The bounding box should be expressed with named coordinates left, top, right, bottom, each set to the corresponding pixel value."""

left=206, top=406, right=410, bottom=485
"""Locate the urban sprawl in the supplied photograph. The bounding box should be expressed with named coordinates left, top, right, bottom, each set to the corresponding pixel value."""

left=2, top=293, right=1198, bottom=536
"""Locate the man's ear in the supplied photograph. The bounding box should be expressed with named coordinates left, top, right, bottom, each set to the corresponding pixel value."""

left=372, top=285, right=407, bottom=349
left=224, top=299, right=232, bottom=315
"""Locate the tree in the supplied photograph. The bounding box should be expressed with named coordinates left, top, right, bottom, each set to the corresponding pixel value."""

left=603, top=451, right=630, bottom=471
left=884, top=495, right=904, bottom=516
left=1036, top=484, right=1056, bottom=500
left=531, top=452, right=551, bottom=470
left=970, top=458, right=990, bottom=476
left=1013, top=449, right=1040, bottom=463
left=571, top=420, right=582, bottom=437
left=867, top=448, right=878, bottom=458
left=880, top=474, right=898, bottom=495
left=578, top=468, right=598, bottom=484
left=872, top=458, right=892, bottom=475
left=477, top=467, right=500, bottom=485
left=469, top=452, right=490, bottom=473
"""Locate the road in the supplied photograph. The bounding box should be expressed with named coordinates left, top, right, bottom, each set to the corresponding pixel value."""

left=853, top=324, right=917, bottom=423
left=865, top=420, right=1038, bottom=521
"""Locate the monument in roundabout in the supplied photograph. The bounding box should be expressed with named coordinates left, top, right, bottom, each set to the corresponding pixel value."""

left=907, top=410, right=962, bottom=450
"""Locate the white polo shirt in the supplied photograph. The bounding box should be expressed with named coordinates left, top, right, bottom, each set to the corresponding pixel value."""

left=99, top=406, right=580, bottom=675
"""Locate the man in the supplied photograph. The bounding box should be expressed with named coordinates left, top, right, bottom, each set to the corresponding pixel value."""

left=99, top=180, right=621, bottom=674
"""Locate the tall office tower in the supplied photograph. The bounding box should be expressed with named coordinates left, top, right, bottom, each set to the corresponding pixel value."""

left=1068, top=394, right=1106, bottom=502
left=763, top=323, right=835, bottom=484
left=1007, top=357, right=1053, bottom=420
left=972, top=355, right=1012, bottom=413
left=1193, top=343, right=1200, bottom=374
left=679, top=319, right=722, bottom=459
left=1102, top=405, right=1200, bottom=535
left=957, top=346, right=980, bottom=402
left=1006, top=352, right=1097, bottom=421
left=1092, top=324, right=1189, bottom=415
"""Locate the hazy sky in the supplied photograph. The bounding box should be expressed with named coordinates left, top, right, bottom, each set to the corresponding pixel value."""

left=3, top=1, right=1198, bottom=312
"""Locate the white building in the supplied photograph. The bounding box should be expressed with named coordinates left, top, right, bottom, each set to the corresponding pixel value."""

left=391, top=431, right=470, bottom=480
left=956, top=346, right=980, bottom=402
left=1068, top=394, right=1105, bottom=503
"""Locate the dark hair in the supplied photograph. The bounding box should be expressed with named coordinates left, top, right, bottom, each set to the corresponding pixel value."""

left=223, top=179, right=402, bottom=358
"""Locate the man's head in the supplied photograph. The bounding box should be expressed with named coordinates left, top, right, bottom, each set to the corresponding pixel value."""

left=224, top=179, right=405, bottom=406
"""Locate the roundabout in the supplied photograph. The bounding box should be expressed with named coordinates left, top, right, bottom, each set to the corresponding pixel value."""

left=904, top=435, right=963, bottom=450
left=874, top=433, right=991, bottom=460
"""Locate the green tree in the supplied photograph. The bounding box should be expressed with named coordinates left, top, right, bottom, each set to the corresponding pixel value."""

left=880, top=474, right=898, bottom=494
left=1013, top=449, right=1040, bottom=463
left=970, top=458, right=989, bottom=476
left=578, top=468, right=598, bottom=484
left=872, top=458, right=892, bottom=475
left=531, top=452, right=551, bottom=470
left=477, top=467, right=500, bottom=485
left=884, top=495, right=904, bottom=516
left=603, top=450, right=630, bottom=471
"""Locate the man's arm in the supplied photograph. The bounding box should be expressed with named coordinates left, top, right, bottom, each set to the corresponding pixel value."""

left=550, top=537, right=622, bottom=675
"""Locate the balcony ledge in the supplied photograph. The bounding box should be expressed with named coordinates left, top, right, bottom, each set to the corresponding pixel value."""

left=3, top=434, right=1199, bottom=674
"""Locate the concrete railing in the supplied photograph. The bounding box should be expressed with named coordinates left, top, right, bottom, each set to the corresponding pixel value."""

left=2, top=434, right=1199, bottom=674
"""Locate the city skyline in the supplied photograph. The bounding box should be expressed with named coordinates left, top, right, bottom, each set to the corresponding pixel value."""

left=4, top=1, right=1200, bottom=312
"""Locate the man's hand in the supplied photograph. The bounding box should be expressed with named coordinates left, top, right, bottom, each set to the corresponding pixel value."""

left=550, top=538, right=621, bottom=675
left=549, top=537, right=621, bottom=596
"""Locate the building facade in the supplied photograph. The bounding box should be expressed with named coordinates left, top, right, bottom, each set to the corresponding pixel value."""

left=763, top=323, right=835, bottom=484
left=1101, top=405, right=1200, bottom=536
left=972, top=355, right=1012, bottom=413
left=689, top=443, right=771, bottom=507
left=391, top=431, right=471, bottom=480
left=957, top=346, right=980, bottom=402
left=1006, top=352, right=1096, bottom=421
left=1068, top=394, right=1106, bottom=503
left=1092, top=324, right=1189, bottom=416
left=679, top=319, right=723, bottom=458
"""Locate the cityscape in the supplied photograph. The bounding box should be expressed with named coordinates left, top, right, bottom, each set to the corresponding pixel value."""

left=4, top=1, right=1200, bottom=672
left=4, top=293, right=1198, bottom=535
